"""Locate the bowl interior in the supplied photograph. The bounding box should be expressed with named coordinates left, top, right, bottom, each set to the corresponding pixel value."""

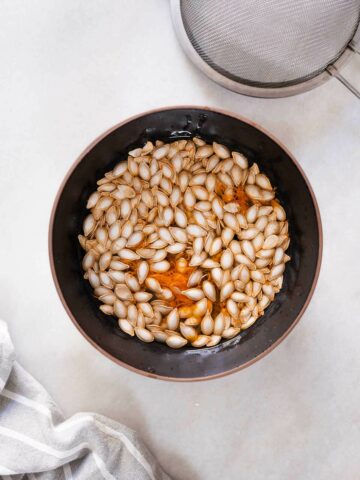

left=50, top=108, right=321, bottom=380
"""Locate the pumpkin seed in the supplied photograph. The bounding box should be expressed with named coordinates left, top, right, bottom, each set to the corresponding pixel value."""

left=166, top=308, right=180, bottom=330
left=191, top=335, right=210, bottom=348
left=135, top=327, right=154, bottom=343
left=182, top=288, right=205, bottom=301
left=166, top=335, right=187, bottom=349
left=150, top=261, right=171, bottom=273
left=232, top=151, right=248, bottom=169
left=202, top=280, right=217, bottom=302
left=119, top=319, right=135, bottom=336
left=222, top=327, right=241, bottom=339
left=180, top=323, right=198, bottom=342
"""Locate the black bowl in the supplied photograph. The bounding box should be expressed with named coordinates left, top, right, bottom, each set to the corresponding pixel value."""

left=49, top=106, right=322, bottom=381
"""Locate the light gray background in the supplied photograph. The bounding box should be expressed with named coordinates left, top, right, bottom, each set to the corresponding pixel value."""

left=1, top=1, right=360, bottom=479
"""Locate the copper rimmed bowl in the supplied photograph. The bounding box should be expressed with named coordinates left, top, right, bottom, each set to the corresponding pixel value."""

left=49, top=106, right=322, bottom=381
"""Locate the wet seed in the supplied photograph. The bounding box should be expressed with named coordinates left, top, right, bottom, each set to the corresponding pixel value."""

left=100, top=304, right=113, bottom=315
left=166, top=308, right=180, bottom=330
left=226, top=299, right=239, bottom=318
left=166, top=335, right=187, bottom=349
left=222, top=327, right=241, bottom=339
left=231, top=292, right=250, bottom=303
left=189, top=252, right=207, bottom=267
left=220, top=281, right=235, bottom=302
left=269, top=263, right=285, bottom=281
left=174, top=208, right=188, bottom=228
left=240, top=227, right=259, bottom=241
left=169, top=227, right=188, bottom=243
left=201, top=312, right=214, bottom=335
left=119, top=249, right=140, bottom=261
left=125, top=274, right=140, bottom=292
left=180, top=323, right=198, bottom=342
left=135, top=327, right=154, bottom=343
left=220, top=249, right=234, bottom=270
left=202, top=258, right=220, bottom=269
left=182, top=288, right=205, bottom=301
left=193, top=210, right=209, bottom=229
left=223, top=213, right=239, bottom=231
left=115, top=284, right=133, bottom=301
left=202, top=280, right=217, bottom=302
left=209, top=237, right=222, bottom=256
left=118, top=319, right=134, bottom=336
left=127, top=231, right=144, bottom=248
left=190, top=173, right=207, bottom=186
left=191, top=335, right=210, bottom=348
left=207, top=335, right=221, bottom=347
left=150, top=260, right=171, bottom=273
left=166, top=243, right=186, bottom=254
left=250, top=270, right=265, bottom=284
left=99, top=272, right=114, bottom=289
left=232, top=151, right=248, bottom=169
left=195, top=145, right=213, bottom=159
left=241, top=240, right=256, bottom=262
left=159, top=227, right=175, bottom=245
left=193, top=298, right=209, bottom=317
left=114, top=300, right=127, bottom=318
left=83, top=214, right=95, bottom=236
left=99, top=251, right=112, bottom=271
left=187, top=224, right=207, bottom=237
left=99, top=293, right=116, bottom=305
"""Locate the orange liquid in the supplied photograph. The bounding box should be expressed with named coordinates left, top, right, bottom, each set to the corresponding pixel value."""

left=152, top=256, right=195, bottom=308
left=233, top=186, right=252, bottom=215
left=216, top=181, right=253, bottom=215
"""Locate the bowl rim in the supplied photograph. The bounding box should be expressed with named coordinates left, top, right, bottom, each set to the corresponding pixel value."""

left=48, top=105, right=323, bottom=382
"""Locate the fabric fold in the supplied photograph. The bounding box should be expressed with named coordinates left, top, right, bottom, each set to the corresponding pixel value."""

left=0, top=320, right=170, bottom=480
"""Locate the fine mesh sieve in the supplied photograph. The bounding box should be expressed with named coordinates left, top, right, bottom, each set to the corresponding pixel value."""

left=171, top=0, right=360, bottom=98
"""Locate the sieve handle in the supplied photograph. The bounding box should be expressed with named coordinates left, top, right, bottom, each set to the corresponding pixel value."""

left=327, top=65, right=360, bottom=99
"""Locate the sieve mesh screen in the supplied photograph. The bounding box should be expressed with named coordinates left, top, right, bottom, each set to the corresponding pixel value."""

left=180, top=0, right=360, bottom=87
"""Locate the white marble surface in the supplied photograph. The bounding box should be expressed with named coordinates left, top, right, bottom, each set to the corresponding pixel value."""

left=1, top=1, right=360, bottom=479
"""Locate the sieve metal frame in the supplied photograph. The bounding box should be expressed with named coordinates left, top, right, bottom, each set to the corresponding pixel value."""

left=171, top=0, right=358, bottom=98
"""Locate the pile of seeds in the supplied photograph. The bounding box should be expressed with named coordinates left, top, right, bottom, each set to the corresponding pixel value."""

left=79, top=138, right=290, bottom=349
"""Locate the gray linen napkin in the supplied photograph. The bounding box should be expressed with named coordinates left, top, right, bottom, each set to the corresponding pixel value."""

left=0, top=320, right=170, bottom=480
